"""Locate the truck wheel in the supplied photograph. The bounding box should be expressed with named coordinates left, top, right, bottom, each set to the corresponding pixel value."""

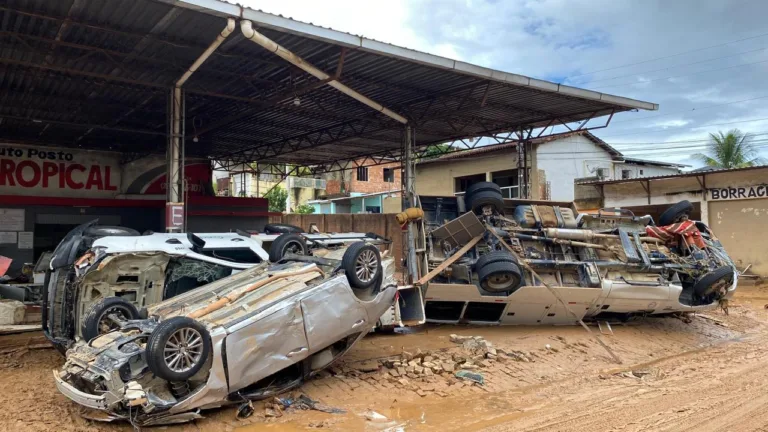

left=81, top=297, right=139, bottom=341
left=342, top=242, right=381, bottom=290
left=146, top=317, right=211, bottom=382
left=477, top=261, right=523, bottom=293
left=693, top=266, right=734, bottom=298
left=475, top=251, right=518, bottom=270
left=269, top=233, right=308, bottom=262
left=467, top=190, right=505, bottom=214
left=466, top=182, right=501, bottom=197
left=658, top=200, right=694, bottom=226
left=264, top=223, right=304, bottom=234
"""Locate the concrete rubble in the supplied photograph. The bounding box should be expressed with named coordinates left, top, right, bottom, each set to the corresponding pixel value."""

left=324, top=335, right=539, bottom=398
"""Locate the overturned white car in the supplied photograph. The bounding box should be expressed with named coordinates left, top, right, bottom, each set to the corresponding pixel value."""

left=54, top=242, right=396, bottom=426
left=43, top=220, right=389, bottom=351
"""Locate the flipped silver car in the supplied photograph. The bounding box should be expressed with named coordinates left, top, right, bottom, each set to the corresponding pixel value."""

left=54, top=242, right=396, bottom=426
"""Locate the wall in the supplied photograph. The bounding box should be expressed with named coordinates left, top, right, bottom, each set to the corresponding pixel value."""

left=324, top=159, right=401, bottom=195
left=349, top=161, right=402, bottom=194
left=536, top=134, right=614, bottom=201
left=270, top=213, right=405, bottom=269
left=415, top=150, right=519, bottom=196
left=709, top=199, right=768, bottom=276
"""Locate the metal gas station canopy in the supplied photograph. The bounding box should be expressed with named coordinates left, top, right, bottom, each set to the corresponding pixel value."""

left=0, top=0, right=657, bottom=171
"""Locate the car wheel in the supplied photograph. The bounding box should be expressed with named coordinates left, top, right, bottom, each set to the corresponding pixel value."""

left=264, top=223, right=304, bottom=234
left=475, top=251, right=518, bottom=270
left=269, top=233, right=308, bottom=262
left=658, top=200, right=694, bottom=226
left=693, top=266, right=734, bottom=298
left=342, top=242, right=382, bottom=290
left=467, top=189, right=505, bottom=214
left=146, top=316, right=211, bottom=382
left=465, top=181, right=502, bottom=197
left=477, top=261, right=523, bottom=293
left=81, top=297, right=139, bottom=341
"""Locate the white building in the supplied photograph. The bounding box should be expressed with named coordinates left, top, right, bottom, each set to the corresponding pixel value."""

left=536, top=132, right=686, bottom=201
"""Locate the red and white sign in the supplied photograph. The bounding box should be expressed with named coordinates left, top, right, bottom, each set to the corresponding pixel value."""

left=0, top=144, right=120, bottom=197
left=0, top=144, right=213, bottom=199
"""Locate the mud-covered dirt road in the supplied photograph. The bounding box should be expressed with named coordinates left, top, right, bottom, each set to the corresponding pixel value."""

left=2, top=283, right=767, bottom=432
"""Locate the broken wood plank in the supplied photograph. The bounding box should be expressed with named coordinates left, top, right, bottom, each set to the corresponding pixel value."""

left=0, top=324, right=41, bottom=335
left=415, top=235, right=482, bottom=286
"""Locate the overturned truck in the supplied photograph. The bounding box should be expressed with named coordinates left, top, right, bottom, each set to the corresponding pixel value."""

left=417, top=182, right=737, bottom=324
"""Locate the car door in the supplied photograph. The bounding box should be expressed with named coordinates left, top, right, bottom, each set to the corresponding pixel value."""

left=300, top=277, right=369, bottom=352
left=225, top=300, right=310, bottom=394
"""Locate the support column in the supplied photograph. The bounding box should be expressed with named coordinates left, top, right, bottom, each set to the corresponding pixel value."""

left=165, top=87, right=185, bottom=232
left=403, top=125, right=419, bottom=283
left=529, top=142, right=540, bottom=200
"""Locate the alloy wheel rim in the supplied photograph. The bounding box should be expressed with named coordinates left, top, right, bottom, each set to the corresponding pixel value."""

left=164, top=327, right=204, bottom=373
left=355, top=249, right=379, bottom=282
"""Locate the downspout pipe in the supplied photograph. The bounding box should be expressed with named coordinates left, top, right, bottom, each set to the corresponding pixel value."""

left=168, top=18, right=235, bottom=223
left=240, top=20, right=408, bottom=124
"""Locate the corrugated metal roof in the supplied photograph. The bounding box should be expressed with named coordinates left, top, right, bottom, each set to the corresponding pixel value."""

left=0, top=0, right=658, bottom=167
left=577, top=164, right=768, bottom=186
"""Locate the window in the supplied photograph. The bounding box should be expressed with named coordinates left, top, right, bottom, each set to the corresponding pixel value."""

left=621, top=169, right=632, bottom=179
left=383, top=168, right=395, bottom=183
left=365, top=206, right=381, bottom=213
left=356, top=166, right=368, bottom=181
left=640, top=169, right=644, bottom=175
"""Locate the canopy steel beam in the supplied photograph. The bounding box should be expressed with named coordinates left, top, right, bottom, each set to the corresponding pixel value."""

left=240, top=20, right=408, bottom=124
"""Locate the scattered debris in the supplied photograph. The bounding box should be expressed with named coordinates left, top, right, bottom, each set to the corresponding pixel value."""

left=236, top=401, right=254, bottom=419
left=631, top=369, right=652, bottom=378
left=455, top=370, right=485, bottom=385
left=697, top=313, right=729, bottom=327
left=354, top=360, right=380, bottom=373
left=364, top=410, right=388, bottom=421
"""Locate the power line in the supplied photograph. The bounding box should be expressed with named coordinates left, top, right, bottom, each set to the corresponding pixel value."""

left=610, top=95, right=768, bottom=124
left=612, top=132, right=768, bottom=147
left=564, top=30, right=768, bottom=80
left=589, top=57, right=768, bottom=90
left=600, top=117, right=768, bottom=138
left=584, top=47, right=767, bottom=85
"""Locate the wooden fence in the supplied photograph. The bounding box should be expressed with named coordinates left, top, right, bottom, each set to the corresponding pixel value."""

left=269, top=214, right=405, bottom=269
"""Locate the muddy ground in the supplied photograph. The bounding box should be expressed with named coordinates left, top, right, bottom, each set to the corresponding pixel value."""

left=2, top=282, right=768, bottom=432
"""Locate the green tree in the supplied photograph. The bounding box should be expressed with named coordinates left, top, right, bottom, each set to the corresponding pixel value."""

left=420, top=143, right=452, bottom=159
left=693, top=129, right=765, bottom=169
left=295, top=204, right=316, bottom=214
left=263, top=186, right=288, bottom=213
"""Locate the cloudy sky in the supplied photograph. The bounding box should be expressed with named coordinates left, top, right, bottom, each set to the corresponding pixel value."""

left=240, top=0, right=768, bottom=168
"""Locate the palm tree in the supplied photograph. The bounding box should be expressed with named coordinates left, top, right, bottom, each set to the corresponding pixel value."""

left=693, top=129, right=764, bottom=169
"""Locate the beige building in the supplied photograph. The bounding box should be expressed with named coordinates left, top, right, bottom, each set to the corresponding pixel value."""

left=575, top=165, right=768, bottom=277
left=415, top=131, right=681, bottom=201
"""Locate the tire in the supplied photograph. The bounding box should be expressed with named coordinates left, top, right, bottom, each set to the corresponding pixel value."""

left=465, top=182, right=501, bottom=198
left=467, top=189, right=505, bottom=213
left=264, top=223, right=304, bottom=234
left=85, top=226, right=140, bottom=237
left=269, top=233, right=308, bottom=262
left=693, top=266, right=734, bottom=298
left=476, top=261, right=523, bottom=293
left=475, top=251, right=518, bottom=270
left=341, top=242, right=382, bottom=290
left=81, top=297, right=139, bottom=341
left=658, top=200, right=694, bottom=226
left=146, top=316, right=212, bottom=382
